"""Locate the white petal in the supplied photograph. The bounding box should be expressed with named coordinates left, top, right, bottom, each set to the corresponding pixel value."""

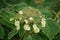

left=19, top=10, right=23, bottom=15
left=24, top=24, right=30, bottom=31
left=15, top=20, right=20, bottom=30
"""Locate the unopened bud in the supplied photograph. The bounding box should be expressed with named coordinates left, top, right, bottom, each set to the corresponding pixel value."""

left=41, top=18, right=46, bottom=27
left=33, top=24, right=40, bottom=33
left=24, top=19, right=28, bottom=24
left=29, top=17, right=33, bottom=21
left=24, top=24, right=30, bottom=31
left=15, top=20, right=20, bottom=30
left=10, top=17, right=14, bottom=21
left=19, top=10, right=23, bottom=15
left=29, top=7, right=32, bottom=9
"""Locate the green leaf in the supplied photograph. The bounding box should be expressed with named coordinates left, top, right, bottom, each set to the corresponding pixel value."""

left=8, top=28, right=18, bottom=39
left=3, top=27, right=10, bottom=40
left=13, top=2, right=28, bottom=11
left=23, top=33, right=33, bottom=40
left=40, top=8, right=54, bottom=18
left=42, top=19, right=60, bottom=40
left=53, top=33, right=60, bottom=40
left=18, top=23, right=24, bottom=37
left=43, top=0, right=56, bottom=6
left=38, top=32, right=49, bottom=40
left=32, top=34, right=41, bottom=40
left=1, top=10, right=15, bottom=29
left=10, top=37, right=17, bottom=40
left=6, top=0, right=21, bottom=4
left=0, top=26, right=4, bottom=39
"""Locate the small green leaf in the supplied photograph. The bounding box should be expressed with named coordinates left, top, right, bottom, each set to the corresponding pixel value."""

left=8, top=28, right=18, bottom=39
left=0, top=26, right=4, bottom=39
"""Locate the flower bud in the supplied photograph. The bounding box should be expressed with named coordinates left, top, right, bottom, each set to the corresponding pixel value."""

left=24, top=19, right=28, bottom=24
left=29, top=7, right=32, bottom=9
left=29, top=17, right=33, bottom=21
left=33, top=24, right=40, bottom=33
left=19, top=10, right=23, bottom=15
left=15, top=20, right=20, bottom=30
left=24, top=24, right=30, bottom=31
left=41, top=18, right=46, bottom=27
left=10, top=17, right=14, bottom=21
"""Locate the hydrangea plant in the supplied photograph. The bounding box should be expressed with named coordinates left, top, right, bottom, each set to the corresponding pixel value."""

left=0, top=2, right=60, bottom=40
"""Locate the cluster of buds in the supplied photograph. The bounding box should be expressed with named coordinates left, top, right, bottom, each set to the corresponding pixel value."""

left=9, top=7, right=46, bottom=33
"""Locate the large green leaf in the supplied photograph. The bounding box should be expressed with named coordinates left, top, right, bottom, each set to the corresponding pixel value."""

left=42, top=19, right=60, bottom=40
left=0, top=26, right=4, bottom=39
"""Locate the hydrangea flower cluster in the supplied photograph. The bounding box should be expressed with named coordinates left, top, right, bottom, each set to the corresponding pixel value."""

left=10, top=7, right=46, bottom=33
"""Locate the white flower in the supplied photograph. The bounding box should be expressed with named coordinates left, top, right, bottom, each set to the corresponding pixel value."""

left=15, top=20, right=20, bottom=30
left=10, top=17, right=14, bottom=21
left=41, top=18, right=46, bottom=27
left=19, top=10, right=23, bottom=15
left=29, top=17, right=33, bottom=21
left=24, top=24, right=30, bottom=31
left=33, top=24, right=40, bottom=33
left=24, top=19, right=28, bottom=24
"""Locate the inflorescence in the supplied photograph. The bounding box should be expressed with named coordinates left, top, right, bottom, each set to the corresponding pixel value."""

left=10, top=7, right=46, bottom=33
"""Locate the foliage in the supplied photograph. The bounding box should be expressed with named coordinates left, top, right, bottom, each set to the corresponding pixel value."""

left=0, top=0, right=60, bottom=40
